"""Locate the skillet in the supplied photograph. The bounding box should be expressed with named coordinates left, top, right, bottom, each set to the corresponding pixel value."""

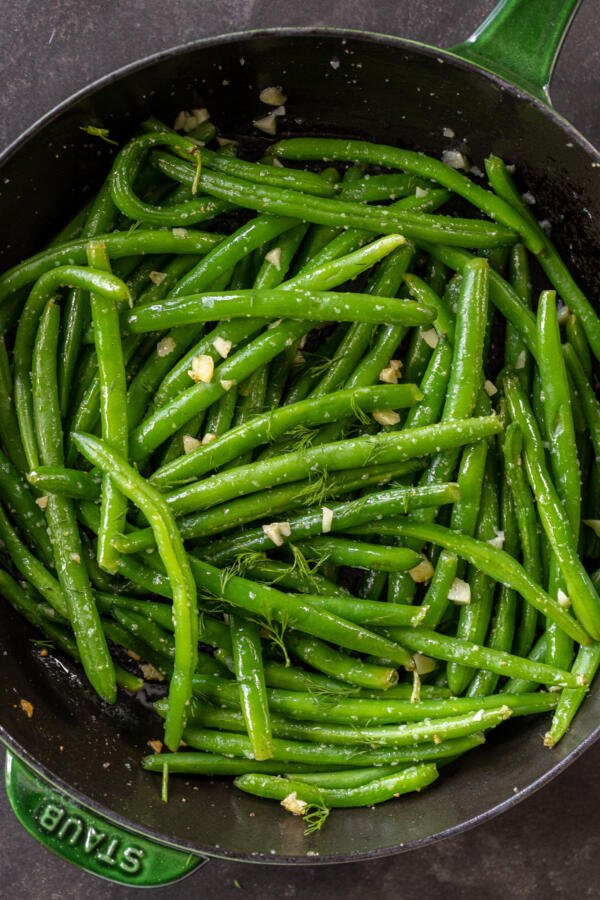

left=1, top=0, right=599, bottom=886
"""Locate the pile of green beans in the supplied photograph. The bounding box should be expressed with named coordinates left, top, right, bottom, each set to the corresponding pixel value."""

left=1, top=111, right=600, bottom=833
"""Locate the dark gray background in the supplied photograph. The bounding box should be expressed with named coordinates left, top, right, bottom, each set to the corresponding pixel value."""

left=1, top=1, right=599, bottom=897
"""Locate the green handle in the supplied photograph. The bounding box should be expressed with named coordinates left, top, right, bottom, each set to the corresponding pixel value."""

left=5, top=750, right=207, bottom=887
left=451, top=0, right=582, bottom=104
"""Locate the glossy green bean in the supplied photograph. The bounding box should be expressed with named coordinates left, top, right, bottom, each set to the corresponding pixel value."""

left=285, top=632, right=399, bottom=691
left=230, top=614, right=273, bottom=760
left=297, top=536, right=422, bottom=573
left=0, top=449, right=54, bottom=567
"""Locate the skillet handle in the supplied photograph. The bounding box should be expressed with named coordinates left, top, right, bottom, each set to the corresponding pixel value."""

left=4, top=750, right=208, bottom=887
left=450, top=0, right=582, bottom=105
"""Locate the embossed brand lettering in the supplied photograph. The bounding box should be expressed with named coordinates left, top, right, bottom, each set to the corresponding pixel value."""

left=38, top=803, right=64, bottom=832
left=83, top=826, right=106, bottom=853
left=96, top=837, right=120, bottom=866
left=57, top=816, right=84, bottom=845
left=120, top=846, right=145, bottom=875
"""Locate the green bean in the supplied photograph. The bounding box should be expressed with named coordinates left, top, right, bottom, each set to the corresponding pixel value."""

left=164, top=416, right=500, bottom=518
left=230, top=615, right=273, bottom=760
left=186, top=555, right=414, bottom=668
left=192, top=481, right=458, bottom=564
left=566, top=314, right=592, bottom=377
left=0, top=230, right=221, bottom=308
left=152, top=148, right=518, bottom=249
left=179, top=726, right=484, bottom=767
left=70, top=432, right=197, bottom=750
left=502, top=423, right=541, bottom=658
left=142, top=753, right=339, bottom=777
left=403, top=337, right=453, bottom=430
left=32, top=302, right=115, bottom=702
left=0, top=450, right=54, bottom=567
left=116, top=461, right=424, bottom=554
left=14, top=266, right=130, bottom=470
left=485, top=154, right=600, bottom=361
left=385, top=625, right=582, bottom=688
left=505, top=243, right=532, bottom=391
left=238, top=556, right=351, bottom=599
left=285, top=766, right=411, bottom=790
left=545, top=642, right=600, bottom=747
left=0, top=338, right=26, bottom=473
left=502, top=635, right=547, bottom=694
left=285, top=632, right=399, bottom=691
left=447, top=457, right=499, bottom=695
left=271, top=138, right=542, bottom=252
left=126, top=286, right=435, bottom=334
left=233, top=765, right=439, bottom=810
left=563, top=343, right=600, bottom=458
left=86, top=241, right=129, bottom=574
left=296, top=536, right=422, bottom=573
left=403, top=274, right=454, bottom=339
left=337, top=173, right=429, bottom=202
left=504, top=375, right=600, bottom=640
left=350, top=520, right=589, bottom=644
left=421, top=551, right=459, bottom=629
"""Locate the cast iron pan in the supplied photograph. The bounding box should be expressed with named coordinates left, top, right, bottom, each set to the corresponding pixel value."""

left=0, top=0, right=599, bottom=886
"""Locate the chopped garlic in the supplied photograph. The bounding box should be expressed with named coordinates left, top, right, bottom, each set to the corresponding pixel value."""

left=220, top=378, right=236, bottom=391
left=35, top=495, right=48, bottom=509
left=156, top=336, right=176, bottom=358
left=272, top=158, right=285, bottom=168
left=484, top=379, right=498, bottom=397
left=448, top=578, right=471, bottom=604
left=421, top=328, right=439, bottom=349
left=442, top=126, right=455, bottom=138
left=372, top=409, right=401, bottom=427
left=415, top=186, right=429, bottom=198
left=19, top=699, right=34, bottom=718
left=557, top=588, right=571, bottom=609
left=259, top=85, right=287, bottom=106
left=253, top=113, right=278, bottom=135
left=557, top=305, right=570, bottom=325
left=410, top=669, right=421, bottom=703
left=379, top=359, right=403, bottom=384
left=262, top=521, right=292, bottom=547
left=413, top=653, right=437, bottom=675
left=149, top=270, right=167, bottom=286
left=584, top=519, right=600, bottom=538
left=441, top=149, right=468, bottom=170
left=147, top=739, right=163, bottom=754
left=182, top=434, right=202, bottom=454
left=172, top=227, right=188, bottom=238
left=514, top=350, right=527, bottom=369
left=188, top=354, right=214, bottom=383
left=265, top=247, right=282, bottom=270
left=409, top=558, right=435, bottom=583
left=202, top=432, right=217, bottom=445
left=488, top=529, right=505, bottom=550
left=213, top=336, right=233, bottom=358
left=281, top=792, right=307, bottom=816
left=69, top=552, right=81, bottom=564
left=321, top=507, right=334, bottom=533
left=174, top=108, right=210, bottom=132
left=140, top=663, right=164, bottom=682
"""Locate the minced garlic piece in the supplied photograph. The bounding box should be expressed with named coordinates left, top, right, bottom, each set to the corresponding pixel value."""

left=379, top=359, right=403, bottom=384
left=421, top=328, right=439, bottom=349
left=260, top=86, right=287, bottom=106
left=147, top=739, right=163, bottom=754
left=488, top=529, right=505, bottom=550
left=220, top=378, right=236, bottom=391
left=172, top=227, right=188, bottom=238
left=19, top=699, right=34, bottom=718
left=69, top=552, right=81, bottom=564
left=253, top=113, right=278, bottom=135
left=174, top=108, right=210, bottom=132
left=156, top=336, right=176, bottom=358
left=484, top=379, right=498, bottom=396
left=372, top=409, right=401, bottom=427
left=448, top=578, right=471, bottom=604
left=281, top=792, right=307, bottom=816
left=442, top=149, right=468, bottom=170
left=409, top=558, right=435, bottom=583
left=182, top=434, right=202, bottom=454
left=188, top=354, right=214, bottom=383
left=140, top=663, right=164, bottom=682
left=202, top=433, right=217, bottom=445
left=149, top=270, right=167, bottom=286
left=321, top=507, right=334, bottom=533
left=35, top=495, right=48, bottom=509
left=265, top=247, right=282, bottom=270
left=413, top=653, right=437, bottom=675
left=557, top=588, right=571, bottom=609
left=262, top=521, right=292, bottom=547
left=415, top=186, right=429, bottom=198
left=213, top=336, right=233, bottom=358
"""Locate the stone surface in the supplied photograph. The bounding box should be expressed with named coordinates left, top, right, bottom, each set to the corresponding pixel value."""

left=1, top=1, right=600, bottom=897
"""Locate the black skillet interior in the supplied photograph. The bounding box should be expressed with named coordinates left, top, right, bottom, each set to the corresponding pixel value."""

left=1, top=30, right=600, bottom=864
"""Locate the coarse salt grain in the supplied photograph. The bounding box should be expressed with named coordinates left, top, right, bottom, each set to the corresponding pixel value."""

left=188, top=354, right=214, bottom=383
left=442, top=126, right=455, bottom=138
